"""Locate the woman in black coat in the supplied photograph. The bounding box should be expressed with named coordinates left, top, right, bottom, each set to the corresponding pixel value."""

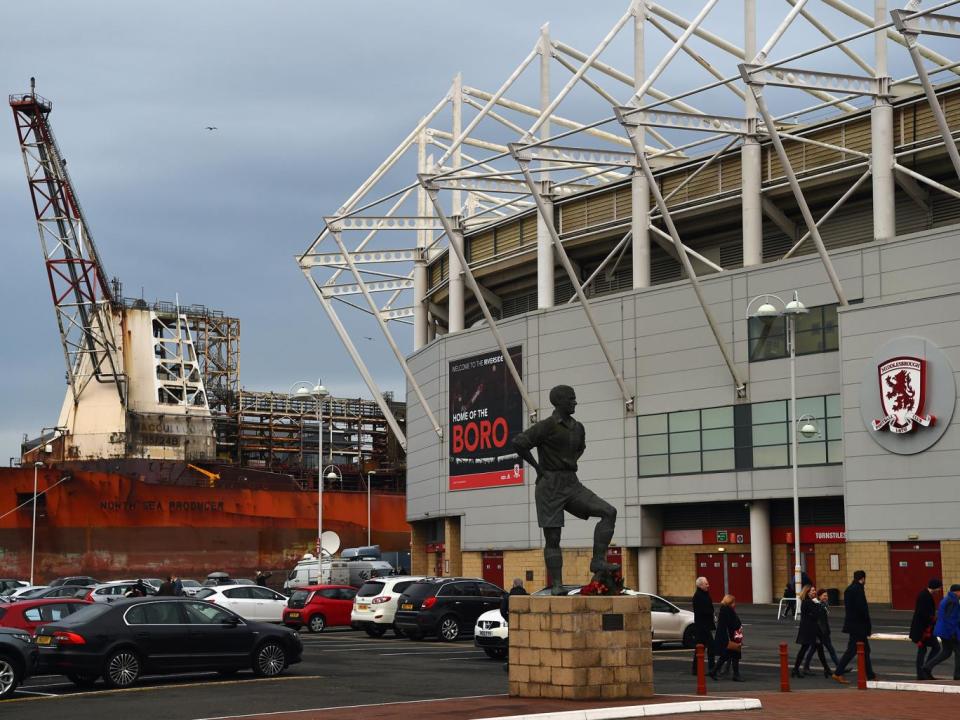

left=710, top=594, right=743, bottom=681
left=802, top=589, right=835, bottom=677
left=793, top=585, right=819, bottom=677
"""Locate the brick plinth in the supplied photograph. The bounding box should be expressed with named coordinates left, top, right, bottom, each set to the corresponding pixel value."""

left=508, top=595, right=653, bottom=700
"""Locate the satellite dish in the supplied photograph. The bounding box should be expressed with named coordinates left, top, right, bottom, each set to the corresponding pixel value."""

left=320, top=530, right=341, bottom=558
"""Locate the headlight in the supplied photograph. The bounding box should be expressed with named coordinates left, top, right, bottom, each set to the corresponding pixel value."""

left=12, top=633, right=32, bottom=644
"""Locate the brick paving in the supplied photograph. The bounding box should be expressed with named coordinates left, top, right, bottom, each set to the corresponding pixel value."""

left=221, top=687, right=960, bottom=720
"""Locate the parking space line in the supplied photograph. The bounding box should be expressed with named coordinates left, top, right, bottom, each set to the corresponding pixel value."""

left=191, top=693, right=508, bottom=720
left=13, top=690, right=59, bottom=697
left=378, top=650, right=483, bottom=656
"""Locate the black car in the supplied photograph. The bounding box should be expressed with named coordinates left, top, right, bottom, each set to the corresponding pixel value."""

left=0, top=626, right=38, bottom=699
left=394, top=577, right=504, bottom=642
left=36, top=597, right=302, bottom=688
left=48, top=576, right=99, bottom=588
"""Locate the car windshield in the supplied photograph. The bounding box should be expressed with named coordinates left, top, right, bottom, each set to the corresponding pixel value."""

left=401, top=582, right=437, bottom=600
left=54, top=603, right=113, bottom=624
left=181, top=580, right=200, bottom=587
left=356, top=581, right=385, bottom=598
left=290, top=590, right=311, bottom=604
left=194, top=588, right=215, bottom=599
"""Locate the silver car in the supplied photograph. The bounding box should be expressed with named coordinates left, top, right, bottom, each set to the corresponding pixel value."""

left=86, top=581, right=155, bottom=603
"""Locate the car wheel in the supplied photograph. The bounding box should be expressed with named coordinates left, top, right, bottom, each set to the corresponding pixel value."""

left=438, top=614, right=461, bottom=642
left=365, top=625, right=387, bottom=638
left=484, top=647, right=508, bottom=660
left=253, top=641, right=287, bottom=678
left=103, top=648, right=141, bottom=689
left=682, top=625, right=696, bottom=649
left=308, top=614, right=326, bottom=633
left=392, top=623, right=405, bottom=638
left=0, top=654, right=22, bottom=699
left=66, top=672, right=98, bottom=688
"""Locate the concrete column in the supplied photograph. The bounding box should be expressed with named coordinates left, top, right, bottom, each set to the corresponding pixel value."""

left=536, top=185, right=555, bottom=308
left=741, top=0, right=763, bottom=267
left=414, top=133, right=429, bottom=350
left=749, top=500, right=773, bottom=604
left=632, top=3, right=651, bottom=289
left=872, top=1, right=895, bottom=242
left=448, top=228, right=465, bottom=332
left=637, top=547, right=658, bottom=594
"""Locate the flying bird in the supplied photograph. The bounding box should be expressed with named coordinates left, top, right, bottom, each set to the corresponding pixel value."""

left=205, top=126, right=218, bottom=131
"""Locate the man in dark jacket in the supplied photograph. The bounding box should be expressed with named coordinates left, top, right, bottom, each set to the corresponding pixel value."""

left=691, top=576, right=716, bottom=675
left=500, top=578, right=528, bottom=618
left=909, top=578, right=942, bottom=679
left=156, top=576, right=176, bottom=596
left=831, top=570, right=875, bottom=683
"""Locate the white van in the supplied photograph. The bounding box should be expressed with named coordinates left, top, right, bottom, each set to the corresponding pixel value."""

left=284, top=555, right=395, bottom=590
left=284, top=555, right=331, bottom=590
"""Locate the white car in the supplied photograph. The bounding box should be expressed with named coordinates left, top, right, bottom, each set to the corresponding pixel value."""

left=350, top=575, right=426, bottom=637
left=194, top=584, right=289, bottom=622
left=474, top=589, right=695, bottom=659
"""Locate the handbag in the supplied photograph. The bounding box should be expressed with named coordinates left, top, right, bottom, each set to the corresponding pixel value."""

left=727, top=627, right=744, bottom=651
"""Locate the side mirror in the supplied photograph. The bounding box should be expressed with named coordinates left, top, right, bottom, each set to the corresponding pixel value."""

left=222, top=616, right=240, bottom=626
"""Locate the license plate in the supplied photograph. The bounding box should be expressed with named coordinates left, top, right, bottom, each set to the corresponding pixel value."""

left=357, top=604, right=369, bottom=611
left=288, top=612, right=300, bottom=619
left=478, top=630, right=493, bottom=637
left=36, top=635, right=52, bottom=645
left=401, top=603, right=413, bottom=610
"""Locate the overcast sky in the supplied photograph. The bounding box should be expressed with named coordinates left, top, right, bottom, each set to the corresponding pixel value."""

left=0, top=1, right=938, bottom=462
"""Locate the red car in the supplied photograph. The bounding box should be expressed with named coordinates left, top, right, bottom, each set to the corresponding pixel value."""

left=282, top=585, right=357, bottom=633
left=0, top=598, right=90, bottom=633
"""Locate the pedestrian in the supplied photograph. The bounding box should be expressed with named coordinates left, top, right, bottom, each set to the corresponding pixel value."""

left=792, top=584, right=820, bottom=678
left=256, top=570, right=269, bottom=587
left=172, top=576, right=184, bottom=596
left=921, top=582, right=960, bottom=681
left=803, top=588, right=838, bottom=677
left=831, top=570, right=875, bottom=684
left=126, top=578, right=147, bottom=598
left=909, top=578, right=943, bottom=680
left=709, top=594, right=743, bottom=682
left=691, top=576, right=716, bottom=676
left=157, top=575, right=176, bottom=596
left=500, top=577, right=528, bottom=619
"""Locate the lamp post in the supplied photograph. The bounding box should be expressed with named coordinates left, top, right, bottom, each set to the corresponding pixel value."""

left=30, top=461, right=43, bottom=585
left=291, top=380, right=329, bottom=557
left=747, top=292, right=809, bottom=618
left=366, top=470, right=376, bottom=546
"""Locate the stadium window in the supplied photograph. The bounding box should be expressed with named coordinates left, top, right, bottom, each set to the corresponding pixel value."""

left=749, top=304, right=838, bottom=361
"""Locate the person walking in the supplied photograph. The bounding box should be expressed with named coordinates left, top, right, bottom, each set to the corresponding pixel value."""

left=910, top=578, right=943, bottom=680
left=157, top=576, right=176, bottom=596
left=832, top=570, right=875, bottom=684
left=709, top=594, right=743, bottom=682
left=921, top=583, right=960, bottom=680
left=691, top=577, right=716, bottom=676
left=803, top=588, right=838, bottom=677
left=172, top=576, right=184, bottom=596
left=792, top=585, right=820, bottom=678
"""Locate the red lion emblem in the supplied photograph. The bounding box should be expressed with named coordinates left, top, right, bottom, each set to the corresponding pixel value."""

left=884, top=369, right=916, bottom=412
left=873, top=357, right=933, bottom=433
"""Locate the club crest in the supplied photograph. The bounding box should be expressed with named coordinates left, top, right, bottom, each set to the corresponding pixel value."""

left=872, top=356, right=934, bottom=434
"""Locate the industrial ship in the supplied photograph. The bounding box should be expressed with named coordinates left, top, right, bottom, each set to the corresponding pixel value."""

left=2, top=86, right=410, bottom=581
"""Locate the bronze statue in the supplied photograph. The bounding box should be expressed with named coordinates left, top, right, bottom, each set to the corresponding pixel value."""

left=512, top=385, right=619, bottom=595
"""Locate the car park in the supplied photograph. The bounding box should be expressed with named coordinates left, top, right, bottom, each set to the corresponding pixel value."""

left=350, top=575, right=424, bottom=637
left=472, top=588, right=696, bottom=659
left=394, top=577, right=504, bottom=642
left=195, top=585, right=288, bottom=622
left=0, top=599, right=89, bottom=634
left=0, top=626, right=37, bottom=699
left=35, top=597, right=302, bottom=689
left=282, top=585, right=357, bottom=632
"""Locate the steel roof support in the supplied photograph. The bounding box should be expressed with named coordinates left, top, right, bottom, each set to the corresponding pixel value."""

left=632, top=0, right=651, bottom=289
left=872, top=0, right=896, bottom=243
left=512, top=146, right=636, bottom=413
left=742, top=0, right=763, bottom=268
left=422, top=176, right=539, bottom=421
left=891, top=8, right=960, bottom=182
left=893, top=162, right=960, bottom=202
left=328, top=228, right=443, bottom=441
left=300, top=269, right=407, bottom=450
left=742, top=69, right=848, bottom=306
left=616, top=108, right=745, bottom=397
left=783, top=168, right=873, bottom=259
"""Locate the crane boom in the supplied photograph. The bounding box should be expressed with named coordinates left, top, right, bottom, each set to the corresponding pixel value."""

left=10, top=81, right=125, bottom=407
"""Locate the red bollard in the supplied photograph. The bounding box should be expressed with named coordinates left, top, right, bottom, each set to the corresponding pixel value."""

left=857, top=641, right=867, bottom=690
left=779, top=643, right=790, bottom=692
left=696, top=643, right=706, bottom=695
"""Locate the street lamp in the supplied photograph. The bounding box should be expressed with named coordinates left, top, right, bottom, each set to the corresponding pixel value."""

left=30, top=461, right=43, bottom=585
left=747, top=291, right=809, bottom=618
left=290, top=379, right=330, bottom=556
left=366, top=470, right=376, bottom=546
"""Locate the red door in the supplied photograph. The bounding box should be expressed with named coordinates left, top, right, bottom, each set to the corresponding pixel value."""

left=726, top=553, right=753, bottom=604
left=695, top=553, right=725, bottom=599
left=482, top=551, right=504, bottom=589
left=787, top=545, right=817, bottom=586
left=890, top=542, right=942, bottom=610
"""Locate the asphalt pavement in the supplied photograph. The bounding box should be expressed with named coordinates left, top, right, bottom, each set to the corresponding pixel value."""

left=5, top=604, right=929, bottom=720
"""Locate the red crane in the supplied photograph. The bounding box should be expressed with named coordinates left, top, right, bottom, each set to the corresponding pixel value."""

left=9, top=79, right=125, bottom=407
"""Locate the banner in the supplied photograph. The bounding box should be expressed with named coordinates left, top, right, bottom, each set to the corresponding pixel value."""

left=448, top=347, right=524, bottom=491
